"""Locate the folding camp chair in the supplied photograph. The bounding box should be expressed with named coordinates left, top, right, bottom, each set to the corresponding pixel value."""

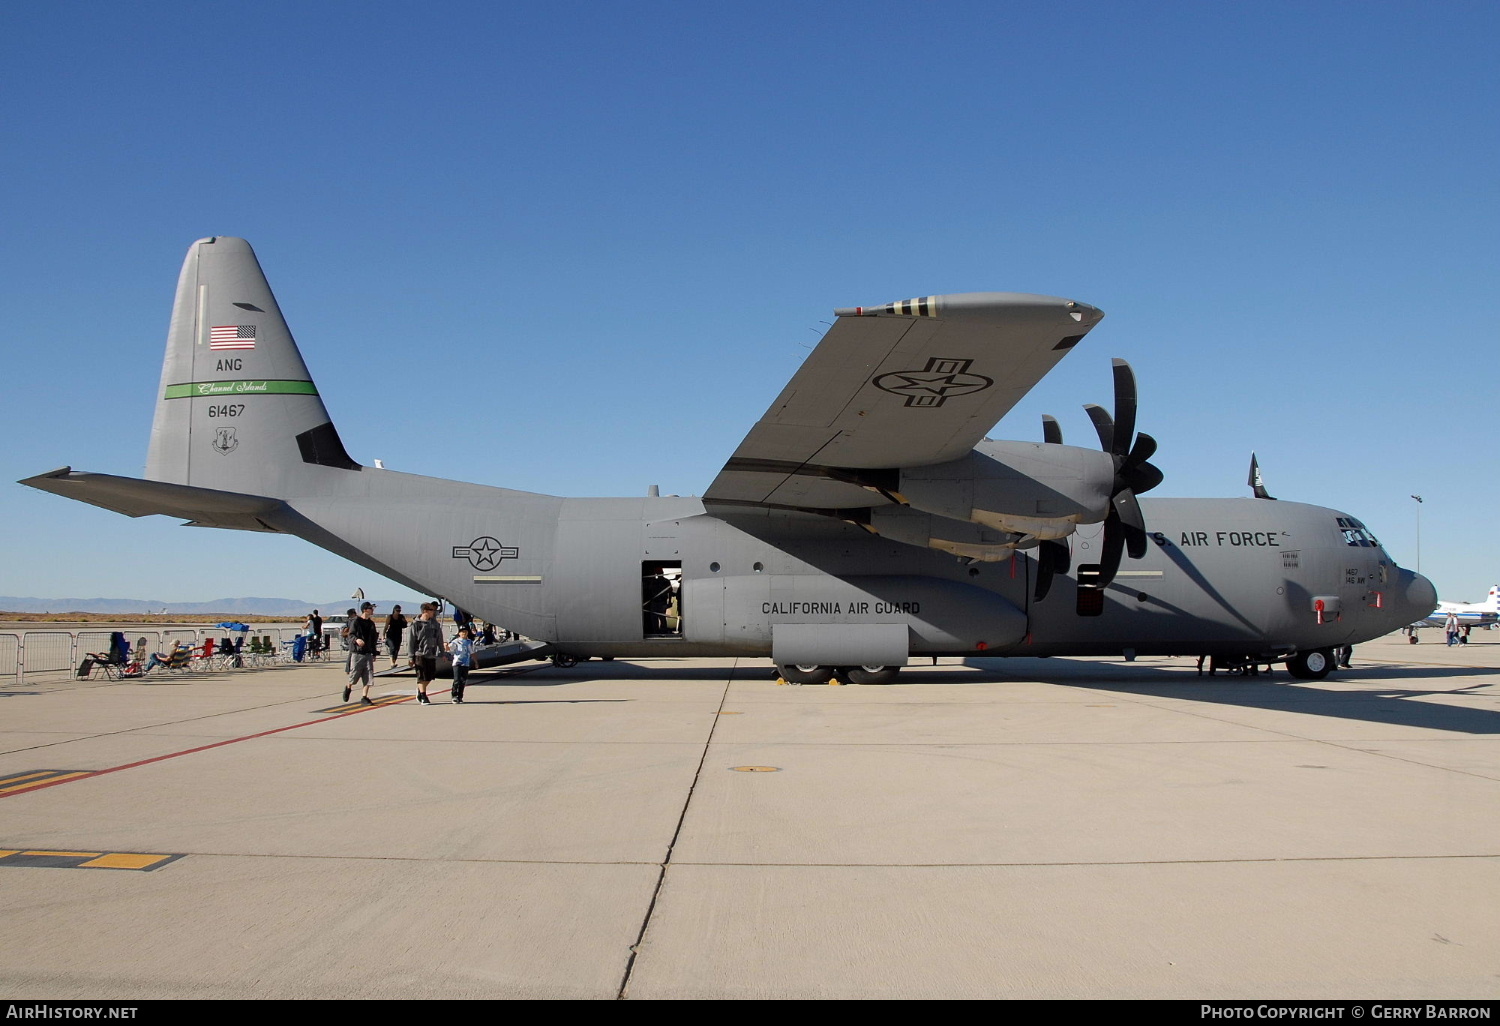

left=191, top=637, right=217, bottom=670
left=217, top=636, right=244, bottom=669
left=78, top=632, right=128, bottom=679
left=117, top=638, right=149, bottom=679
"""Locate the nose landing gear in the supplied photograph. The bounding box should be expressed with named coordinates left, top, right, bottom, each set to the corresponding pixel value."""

left=1286, top=648, right=1335, bottom=680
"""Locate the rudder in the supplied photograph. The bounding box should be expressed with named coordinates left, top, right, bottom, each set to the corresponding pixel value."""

left=146, top=237, right=358, bottom=496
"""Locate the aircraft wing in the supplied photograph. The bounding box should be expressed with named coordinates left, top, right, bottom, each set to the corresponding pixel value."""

left=704, top=292, right=1103, bottom=510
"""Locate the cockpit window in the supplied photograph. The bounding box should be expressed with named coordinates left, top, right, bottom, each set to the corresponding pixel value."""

left=1335, top=516, right=1381, bottom=547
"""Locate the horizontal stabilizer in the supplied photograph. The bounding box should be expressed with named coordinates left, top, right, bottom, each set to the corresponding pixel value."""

left=19, top=468, right=287, bottom=532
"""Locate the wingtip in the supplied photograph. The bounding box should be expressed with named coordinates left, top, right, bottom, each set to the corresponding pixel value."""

left=18, top=466, right=74, bottom=487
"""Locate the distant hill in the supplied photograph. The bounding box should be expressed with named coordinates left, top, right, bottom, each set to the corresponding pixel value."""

left=0, top=596, right=429, bottom=616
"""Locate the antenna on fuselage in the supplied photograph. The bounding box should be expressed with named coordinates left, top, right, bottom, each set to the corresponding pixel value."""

left=1248, top=452, right=1276, bottom=500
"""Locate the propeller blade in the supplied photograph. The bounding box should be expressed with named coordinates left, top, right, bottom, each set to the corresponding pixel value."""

left=1033, top=538, right=1070, bottom=602
left=1123, top=431, right=1157, bottom=470
left=1121, top=460, right=1164, bottom=496
left=1114, top=489, right=1149, bottom=559
left=1034, top=554, right=1054, bottom=602
left=1098, top=509, right=1125, bottom=587
left=1110, top=358, right=1137, bottom=457
left=1041, top=415, right=1063, bottom=445
left=1083, top=404, right=1114, bottom=452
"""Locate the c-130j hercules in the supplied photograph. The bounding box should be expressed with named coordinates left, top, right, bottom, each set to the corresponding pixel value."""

left=23, top=237, right=1436, bottom=683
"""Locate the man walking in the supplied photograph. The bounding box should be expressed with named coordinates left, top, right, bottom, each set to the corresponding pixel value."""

left=344, top=602, right=380, bottom=705
left=408, top=602, right=445, bottom=705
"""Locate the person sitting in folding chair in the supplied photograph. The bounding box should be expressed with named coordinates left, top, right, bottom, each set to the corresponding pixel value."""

left=141, top=640, right=194, bottom=673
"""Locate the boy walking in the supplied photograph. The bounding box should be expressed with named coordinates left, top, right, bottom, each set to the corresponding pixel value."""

left=449, top=625, right=476, bottom=703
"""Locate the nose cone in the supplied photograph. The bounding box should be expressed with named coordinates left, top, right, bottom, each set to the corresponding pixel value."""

left=1393, top=568, right=1438, bottom=625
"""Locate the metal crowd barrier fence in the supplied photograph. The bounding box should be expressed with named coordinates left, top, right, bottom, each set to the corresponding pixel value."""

left=0, top=626, right=309, bottom=685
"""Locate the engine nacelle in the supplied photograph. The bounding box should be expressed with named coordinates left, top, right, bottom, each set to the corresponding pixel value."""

left=897, top=440, right=1115, bottom=540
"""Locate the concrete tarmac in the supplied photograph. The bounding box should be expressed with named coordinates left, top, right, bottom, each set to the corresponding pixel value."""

left=0, top=633, right=1497, bottom=999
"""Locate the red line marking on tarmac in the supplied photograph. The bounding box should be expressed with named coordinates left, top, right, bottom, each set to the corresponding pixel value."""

left=0, top=689, right=444, bottom=799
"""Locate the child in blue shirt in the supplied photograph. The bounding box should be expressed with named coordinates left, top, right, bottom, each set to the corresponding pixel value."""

left=448, top=626, right=475, bottom=704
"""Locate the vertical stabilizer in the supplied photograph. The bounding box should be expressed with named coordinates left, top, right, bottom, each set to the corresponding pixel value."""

left=146, top=237, right=356, bottom=497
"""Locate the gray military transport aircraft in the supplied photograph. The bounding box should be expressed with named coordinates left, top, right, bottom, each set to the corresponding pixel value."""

left=22, top=237, right=1436, bottom=683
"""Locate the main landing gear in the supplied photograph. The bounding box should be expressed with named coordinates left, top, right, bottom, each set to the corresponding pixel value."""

left=775, top=664, right=902, bottom=685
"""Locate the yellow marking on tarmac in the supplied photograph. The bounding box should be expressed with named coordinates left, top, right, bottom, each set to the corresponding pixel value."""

left=317, top=694, right=413, bottom=714
left=730, top=766, right=781, bottom=773
left=0, top=771, right=58, bottom=785
left=1, top=848, right=185, bottom=871
left=79, top=853, right=170, bottom=870
left=0, top=770, right=95, bottom=794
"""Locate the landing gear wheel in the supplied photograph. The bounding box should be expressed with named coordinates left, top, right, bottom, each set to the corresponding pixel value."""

left=778, top=664, right=833, bottom=685
left=551, top=653, right=578, bottom=669
left=1286, top=648, right=1334, bottom=680
left=843, top=665, right=901, bottom=685
left=1408, top=633, right=1419, bottom=644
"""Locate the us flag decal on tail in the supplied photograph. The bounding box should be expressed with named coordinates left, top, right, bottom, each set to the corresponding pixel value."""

left=210, top=325, right=256, bottom=349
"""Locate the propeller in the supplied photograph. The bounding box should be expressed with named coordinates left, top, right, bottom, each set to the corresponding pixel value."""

left=1076, top=359, right=1164, bottom=591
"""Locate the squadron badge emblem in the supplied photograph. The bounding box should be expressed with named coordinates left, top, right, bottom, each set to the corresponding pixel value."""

left=211, top=427, right=239, bottom=455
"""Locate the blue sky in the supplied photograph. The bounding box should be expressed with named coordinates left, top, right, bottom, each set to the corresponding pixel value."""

left=2, top=0, right=1496, bottom=605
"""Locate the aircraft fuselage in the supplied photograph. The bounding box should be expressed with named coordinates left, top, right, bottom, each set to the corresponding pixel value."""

left=270, top=469, right=1432, bottom=662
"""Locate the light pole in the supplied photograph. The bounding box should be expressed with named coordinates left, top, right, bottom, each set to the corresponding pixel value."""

left=1410, top=495, right=1423, bottom=574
